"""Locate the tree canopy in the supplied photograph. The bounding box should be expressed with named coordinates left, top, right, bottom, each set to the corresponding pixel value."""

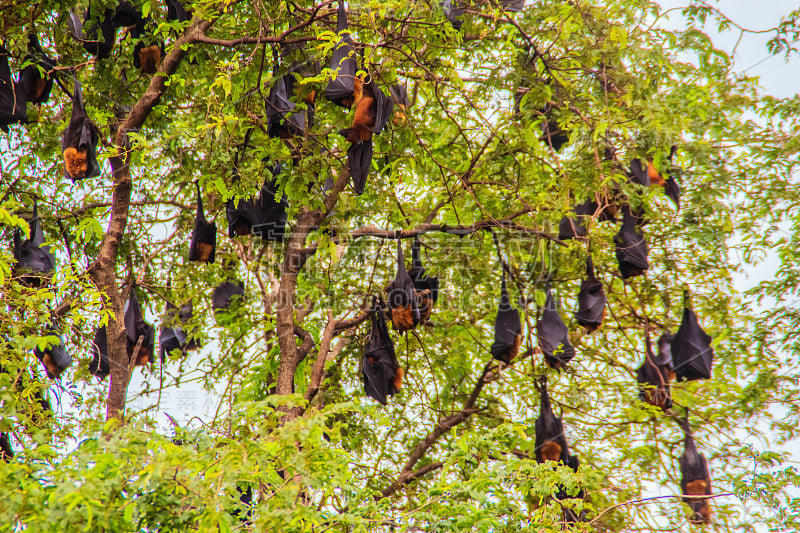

left=1, top=0, right=799, bottom=531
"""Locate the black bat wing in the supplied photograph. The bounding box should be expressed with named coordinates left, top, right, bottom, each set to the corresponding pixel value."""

left=349, top=139, right=373, bottom=195
left=0, top=432, right=12, bottom=461
left=629, top=158, right=650, bottom=186
left=442, top=0, right=465, bottom=30
left=490, top=274, right=522, bottom=363
left=82, top=8, right=117, bottom=57
left=575, top=256, right=606, bottom=331
left=111, top=1, right=144, bottom=27
left=266, top=74, right=296, bottom=137
left=324, top=2, right=357, bottom=107
left=614, top=206, right=649, bottom=279
left=558, top=199, right=596, bottom=240
left=125, top=288, right=156, bottom=363
left=189, top=183, right=217, bottom=262
left=636, top=339, right=672, bottom=410
left=362, top=301, right=399, bottom=404
left=89, top=326, right=110, bottom=379
left=253, top=163, right=289, bottom=242
left=166, top=0, right=191, bottom=22
left=537, top=289, right=575, bottom=368
left=534, top=382, right=569, bottom=463
left=387, top=240, right=421, bottom=318
left=0, top=46, right=27, bottom=129
left=213, top=280, right=245, bottom=312
left=503, top=0, right=526, bottom=12
left=389, top=83, right=410, bottom=109
left=33, top=326, right=72, bottom=379
left=664, top=173, right=681, bottom=209
left=368, top=82, right=394, bottom=135
left=672, top=305, right=714, bottom=381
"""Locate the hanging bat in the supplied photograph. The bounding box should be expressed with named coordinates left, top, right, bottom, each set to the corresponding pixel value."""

left=657, top=331, right=676, bottom=380
left=0, top=45, right=27, bottom=132
left=33, top=325, right=73, bottom=379
left=386, top=239, right=420, bottom=332
left=89, top=325, right=110, bottom=379
left=389, top=83, right=411, bottom=123
left=111, top=1, right=144, bottom=27
left=125, top=285, right=156, bottom=367
left=679, top=417, right=712, bottom=524
left=131, top=20, right=163, bottom=75
left=408, top=236, right=439, bottom=322
left=538, top=288, right=576, bottom=368
left=636, top=332, right=672, bottom=410
left=672, top=292, right=714, bottom=381
left=0, top=432, right=12, bottom=462
left=503, top=0, right=525, bottom=12
left=535, top=377, right=572, bottom=465
left=558, top=199, right=596, bottom=240
left=614, top=205, right=648, bottom=279
left=62, top=79, right=101, bottom=181
left=324, top=1, right=358, bottom=108
left=212, top=279, right=245, bottom=315
left=490, top=269, right=522, bottom=364
left=361, top=297, right=403, bottom=404
left=266, top=68, right=313, bottom=138
left=652, top=145, right=681, bottom=208
left=442, top=0, right=465, bottom=30
left=166, top=0, right=191, bottom=22
left=540, top=102, right=569, bottom=151
left=189, top=181, right=216, bottom=263
left=226, top=162, right=288, bottom=242
left=13, top=201, right=56, bottom=287
left=574, top=256, right=606, bottom=332
left=20, top=33, right=57, bottom=105
left=159, top=300, right=197, bottom=361
left=339, top=76, right=394, bottom=194
left=74, top=7, right=118, bottom=58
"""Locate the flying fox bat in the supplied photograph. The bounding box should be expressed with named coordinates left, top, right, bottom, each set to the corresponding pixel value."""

left=62, top=79, right=101, bottom=181
left=188, top=181, right=216, bottom=263
left=362, top=297, right=403, bottom=404
left=125, top=285, right=156, bottom=367
left=537, top=288, right=576, bottom=368
left=0, top=45, right=27, bottom=131
left=575, top=256, right=606, bottom=332
left=672, top=292, right=714, bottom=381
left=386, top=239, right=421, bottom=332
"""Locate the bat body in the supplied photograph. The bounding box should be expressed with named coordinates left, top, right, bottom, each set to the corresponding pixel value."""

left=13, top=202, right=56, bottom=287
left=535, top=379, right=573, bottom=465
left=575, top=256, right=606, bottom=332
left=636, top=333, right=672, bottom=410
left=442, top=0, right=465, bottom=30
left=33, top=326, right=72, bottom=379
left=679, top=420, right=712, bottom=524
left=0, top=433, right=12, bottom=462
left=408, top=236, right=439, bottom=322
left=62, top=80, right=101, bottom=181
left=132, top=20, right=163, bottom=75
left=558, top=199, right=596, bottom=240
left=537, top=288, right=575, bottom=368
left=125, top=287, right=156, bottom=367
left=79, top=7, right=118, bottom=58
left=89, top=326, right=110, bottom=379
left=490, top=273, right=522, bottom=363
left=159, top=301, right=198, bottom=360
left=189, top=182, right=216, bottom=263
left=266, top=68, right=315, bottom=138
left=20, top=34, right=57, bottom=105
left=339, top=78, right=393, bottom=194
left=362, top=298, right=402, bottom=404
left=324, top=2, right=358, bottom=108
left=656, top=332, right=676, bottom=380
left=212, top=279, right=245, bottom=315
left=226, top=163, right=288, bottom=242
left=386, top=240, right=421, bottom=332
left=0, top=45, right=27, bottom=132
left=672, top=298, right=714, bottom=381
left=540, top=103, right=569, bottom=151
left=629, top=158, right=651, bottom=186
left=614, top=205, right=648, bottom=279
left=389, top=83, right=410, bottom=123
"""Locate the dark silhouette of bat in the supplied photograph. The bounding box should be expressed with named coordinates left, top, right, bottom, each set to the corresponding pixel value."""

left=490, top=269, right=522, bottom=364
left=339, top=76, right=393, bottom=194
left=386, top=239, right=420, bottom=332
left=159, top=300, right=198, bottom=361
left=62, top=79, right=101, bottom=181
left=558, top=199, right=596, bottom=240
left=679, top=417, right=712, bottom=524
left=651, top=145, right=681, bottom=208
left=442, top=0, right=465, bottom=29
left=389, top=83, right=410, bottom=123
left=33, top=325, right=72, bottom=379
left=226, top=163, right=288, bottom=242
left=13, top=201, right=55, bottom=287
left=614, top=205, right=648, bottom=279
left=361, top=297, right=403, bottom=404
left=125, top=285, right=156, bottom=367
left=408, top=236, right=439, bottom=322
left=71, top=7, right=117, bottom=58
left=89, top=325, right=110, bottom=379
left=538, top=288, right=576, bottom=368
left=672, top=292, right=714, bottom=381
left=656, top=331, right=676, bottom=380
left=231, top=485, right=253, bottom=525
left=266, top=66, right=315, bottom=138
left=535, top=377, right=572, bottom=465
left=636, top=332, right=672, bottom=410
left=0, top=45, right=27, bottom=132
left=503, top=0, right=525, bottom=12
left=324, top=1, right=358, bottom=108
left=575, top=256, right=606, bottom=332
left=166, top=0, right=191, bottom=22
left=212, top=279, right=245, bottom=315
left=629, top=158, right=651, bottom=186
left=110, top=1, right=144, bottom=27
left=541, top=102, right=569, bottom=151
left=20, top=33, right=57, bottom=105
left=0, top=432, right=12, bottom=462
left=189, top=181, right=216, bottom=263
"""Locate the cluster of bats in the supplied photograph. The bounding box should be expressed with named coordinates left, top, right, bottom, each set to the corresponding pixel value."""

left=3, top=0, right=716, bottom=525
